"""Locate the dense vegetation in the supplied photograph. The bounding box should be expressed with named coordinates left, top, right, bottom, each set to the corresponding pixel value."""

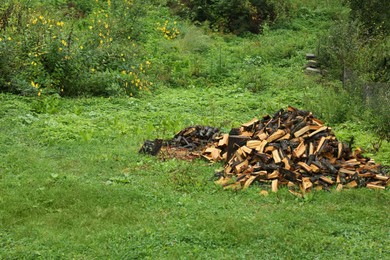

left=0, top=0, right=389, bottom=258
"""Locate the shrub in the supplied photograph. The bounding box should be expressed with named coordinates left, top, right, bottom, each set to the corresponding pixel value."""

left=0, top=0, right=151, bottom=97
left=318, top=19, right=390, bottom=140
left=346, top=0, right=390, bottom=36
left=168, top=0, right=290, bottom=35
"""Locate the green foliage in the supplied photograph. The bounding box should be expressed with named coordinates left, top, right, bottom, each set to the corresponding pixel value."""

left=346, top=0, right=390, bottom=35
left=318, top=16, right=390, bottom=140
left=0, top=0, right=152, bottom=97
left=168, top=0, right=290, bottom=34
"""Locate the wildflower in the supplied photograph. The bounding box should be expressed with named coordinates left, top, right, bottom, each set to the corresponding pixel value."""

left=90, top=68, right=96, bottom=73
left=7, top=36, right=12, bottom=41
left=38, top=89, right=42, bottom=97
left=89, top=26, right=93, bottom=30
left=31, top=81, right=39, bottom=88
left=59, top=47, right=63, bottom=52
left=61, top=39, right=67, bottom=46
left=80, top=45, right=84, bottom=49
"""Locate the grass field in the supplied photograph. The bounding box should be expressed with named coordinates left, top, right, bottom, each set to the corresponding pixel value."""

left=1, top=0, right=389, bottom=258
left=1, top=86, right=389, bottom=258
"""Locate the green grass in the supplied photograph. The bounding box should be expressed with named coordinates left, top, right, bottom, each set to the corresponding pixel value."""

left=1, top=87, right=389, bottom=258
left=1, top=0, right=389, bottom=258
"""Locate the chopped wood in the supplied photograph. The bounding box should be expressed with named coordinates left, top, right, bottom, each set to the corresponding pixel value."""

left=267, top=170, right=279, bottom=179
left=259, top=190, right=269, bottom=196
left=141, top=107, right=389, bottom=196
left=366, top=183, right=386, bottom=190
left=289, top=189, right=303, bottom=198
left=282, top=157, right=291, bottom=170
left=272, top=149, right=282, bottom=163
left=218, top=134, right=229, bottom=147
left=256, top=140, right=268, bottom=153
left=242, top=118, right=259, bottom=128
left=267, top=129, right=286, bottom=142
left=293, top=141, right=306, bottom=158
left=375, top=174, right=390, bottom=181
left=320, top=176, right=334, bottom=185
left=339, top=168, right=356, bottom=175
left=241, top=145, right=253, bottom=155
left=246, top=140, right=263, bottom=149
left=294, top=125, right=311, bottom=138
left=244, top=175, right=258, bottom=189
left=298, top=162, right=312, bottom=172
left=345, top=180, right=358, bottom=189
left=308, top=126, right=328, bottom=137
left=302, top=177, right=313, bottom=191
left=271, top=179, right=279, bottom=193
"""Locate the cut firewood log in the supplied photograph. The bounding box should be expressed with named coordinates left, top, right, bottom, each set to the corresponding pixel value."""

left=293, top=141, right=306, bottom=158
left=294, top=125, right=311, bottom=138
left=271, top=179, right=279, bottom=193
left=366, top=183, right=386, bottom=190
left=272, top=149, right=282, bottom=163
left=267, top=129, right=286, bottom=142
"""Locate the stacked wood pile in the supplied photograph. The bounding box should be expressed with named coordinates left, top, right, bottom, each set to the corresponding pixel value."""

left=203, top=106, right=389, bottom=194
left=167, top=125, right=220, bottom=150
left=139, top=125, right=220, bottom=160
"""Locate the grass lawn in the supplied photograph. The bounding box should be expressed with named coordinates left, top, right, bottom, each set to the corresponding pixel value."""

left=1, top=86, right=389, bottom=259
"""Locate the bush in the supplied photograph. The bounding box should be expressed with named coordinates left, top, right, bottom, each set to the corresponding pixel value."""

left=318, top=19, right=390, bottom=140
left=346, top=0, right=390, bottom=36
left=0, top=0, right=151, bottom=97
left=168, top=0, right=290, bottom=34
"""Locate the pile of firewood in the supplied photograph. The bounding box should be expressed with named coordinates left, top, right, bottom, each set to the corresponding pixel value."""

left=139, top=125, right=220, bottom=160
left=139, top=106, right=389, bottom=194
left=202, top=106, right=389, bottom=194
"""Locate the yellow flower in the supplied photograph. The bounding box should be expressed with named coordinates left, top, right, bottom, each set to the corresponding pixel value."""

left=59, top=47, right=63, bottom=52
left=89, top=26, right=93, bottom=30
left=80, top=45, right=84, bottom=49
left=31, top=81, right=39, bottom=88
left=61, top=39, right=67, bottom=46
left=39, top=15, right=44, bottom=20
left=38, top=89, right=42, bottom=97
